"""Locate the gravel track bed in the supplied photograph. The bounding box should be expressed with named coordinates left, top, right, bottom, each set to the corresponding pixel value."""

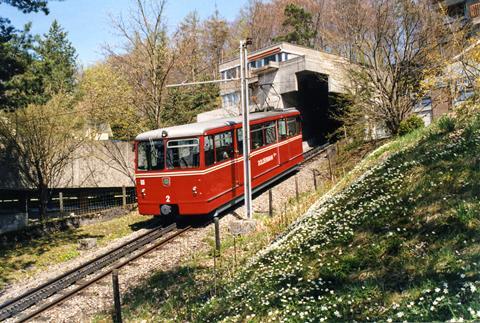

left=0, top=225, right=152, bottom=306
left=3, top=151, right=332, bottom=322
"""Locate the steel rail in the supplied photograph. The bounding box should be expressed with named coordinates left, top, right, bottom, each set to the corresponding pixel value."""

left=2, top=142, right=331, bottom=322
left=301, top=143, right=333, bottom=165
left=16, top=226, right=192, bottom=323
left=0, top=223, right=177, bottom=321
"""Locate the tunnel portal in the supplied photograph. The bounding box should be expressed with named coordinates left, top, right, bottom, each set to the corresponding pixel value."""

left=282, top=71, right=345, bottom=146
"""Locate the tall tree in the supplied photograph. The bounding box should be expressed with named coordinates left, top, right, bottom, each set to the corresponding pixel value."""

left=0, top=0, right=49, bottom=110
left=339, top=0, right=454, bottom=136
left=0, top=93, right=85, bottom=220
left=108, top=0, right=175, bottom=130
left=173, top=11, right=203, bottom=82
left=2, top=20, right=77, bottom=108
left=273, top=3, right=317, bottom=47
left=203, top=8, right=229, bottom=77
left=78, top=63, right=143, bottom=140
left=0, top=24, right=35, bottom=109
left=35, top=20, right=77, bottom=96
left=163, top=84, right=220, bottom=126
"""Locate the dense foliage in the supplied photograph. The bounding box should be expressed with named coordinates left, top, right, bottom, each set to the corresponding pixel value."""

left=398, top=114, right=425, bottom=136
left=273, top=3, right=316, bottom=47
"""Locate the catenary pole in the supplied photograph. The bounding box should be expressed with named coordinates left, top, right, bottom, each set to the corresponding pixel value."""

left=240, top=39, right=253, bottom=219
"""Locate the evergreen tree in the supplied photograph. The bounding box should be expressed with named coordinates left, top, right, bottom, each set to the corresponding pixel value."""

left=5, top=20, right=77, bottom=106
left=35, top=20, right=77, bottom=97
left=0, top=0, right=49, bottom=110
left=273, top=3, right=316, bottom=48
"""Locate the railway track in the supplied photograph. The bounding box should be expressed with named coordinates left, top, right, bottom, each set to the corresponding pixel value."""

left=301, top=142, right=333, bottom=165
left=1, top=142, right=331, bottom=322
left=0, top=223, right=191, bottom=322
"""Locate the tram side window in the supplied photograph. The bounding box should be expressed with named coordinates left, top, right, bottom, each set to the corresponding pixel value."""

left=287, top=117, right=300, bottom=137
left=166, top=138, right=200, bottom=169
left=278, top=119, right=288, bottom=140
left=237, top=128, right=243, bottom=155
left=265, top=122, right=277, bottom=145
left=251, top=124, right=265, bottom=150
left=204, top=135, right=215, bottom=166
left=215, top=131, right=234, bottom=163
left=137, top=140, right=165, bottom=171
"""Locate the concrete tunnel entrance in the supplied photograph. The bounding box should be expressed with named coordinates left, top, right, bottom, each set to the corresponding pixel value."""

left=281, top=71, right=345, bottom=146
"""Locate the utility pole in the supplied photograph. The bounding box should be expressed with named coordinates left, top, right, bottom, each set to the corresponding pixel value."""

left=240, top=38, right=253, bottom=219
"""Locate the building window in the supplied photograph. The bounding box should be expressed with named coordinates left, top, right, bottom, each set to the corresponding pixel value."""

left=264, top=54, right=277, bottom=65
left=222, top=92, right=240, bottom=107
left=470, top=2, right=480, bottom=18
left=221, top=67, right=239, bottom=80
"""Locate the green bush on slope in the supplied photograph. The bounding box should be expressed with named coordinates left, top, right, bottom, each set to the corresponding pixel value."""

left=197, top=112, right=480, bottom=322
left=398, top=114, right=425, bottom=136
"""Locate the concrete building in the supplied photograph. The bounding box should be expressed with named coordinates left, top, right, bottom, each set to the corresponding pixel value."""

left=427, top=1, right=480, bottom=119
left=435, top=0, right=480, bottom=30
left=197, top=42, right=352, bottom=146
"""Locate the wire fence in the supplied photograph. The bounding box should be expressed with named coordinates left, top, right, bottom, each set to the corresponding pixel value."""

left=0, top=187, right=137, bottom=222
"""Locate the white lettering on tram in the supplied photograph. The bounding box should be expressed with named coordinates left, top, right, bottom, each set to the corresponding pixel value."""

left=257, top=153, right=277, bottom=166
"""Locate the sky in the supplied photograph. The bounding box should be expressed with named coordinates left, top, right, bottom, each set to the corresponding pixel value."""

left=0, top=0, right=247, bottom=66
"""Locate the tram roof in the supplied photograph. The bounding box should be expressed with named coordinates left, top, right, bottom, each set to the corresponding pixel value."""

left=135, top=108, right=300, bottom=140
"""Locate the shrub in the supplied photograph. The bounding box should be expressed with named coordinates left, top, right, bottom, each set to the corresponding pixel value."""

left=398, top=114, right=425, bottom=136
left=437, top=115, right=456, bottom=133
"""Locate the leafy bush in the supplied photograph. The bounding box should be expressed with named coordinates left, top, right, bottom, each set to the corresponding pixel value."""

left=438, top=115, right=456, bottom=133
left=398, top=114, right=425, bottom=136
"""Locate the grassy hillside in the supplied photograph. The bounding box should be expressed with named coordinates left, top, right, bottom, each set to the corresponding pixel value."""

left=196, top=111, right=480, bottom=322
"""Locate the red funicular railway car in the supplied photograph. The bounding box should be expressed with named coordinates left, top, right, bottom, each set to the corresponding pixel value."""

left=134, top=108, right=303, bottom=219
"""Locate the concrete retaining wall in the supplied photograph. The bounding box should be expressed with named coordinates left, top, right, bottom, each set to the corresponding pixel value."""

left=0, top=212, right=28, bottom=234
left=0, top=141, right=135, bottom=190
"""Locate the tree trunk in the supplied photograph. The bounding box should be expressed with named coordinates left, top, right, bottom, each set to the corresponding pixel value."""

left=38, top=183, right=49, bottom=222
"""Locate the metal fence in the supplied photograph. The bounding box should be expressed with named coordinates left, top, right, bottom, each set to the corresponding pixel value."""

left=0, top=187, right=137, bottom=221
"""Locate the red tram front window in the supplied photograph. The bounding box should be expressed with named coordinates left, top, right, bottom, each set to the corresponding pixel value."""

left=137, top=140, right=165, bottom=171
left=166, top=138, right=200, bottom=169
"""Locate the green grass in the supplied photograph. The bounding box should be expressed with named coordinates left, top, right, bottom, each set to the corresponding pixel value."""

left=0, top=212, right=153, bottom=290
left=95, top=110, right=480, bottom=322
left=193, top=111, right=480, bottom=322
left=92, top=143, right=382, bottom=322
